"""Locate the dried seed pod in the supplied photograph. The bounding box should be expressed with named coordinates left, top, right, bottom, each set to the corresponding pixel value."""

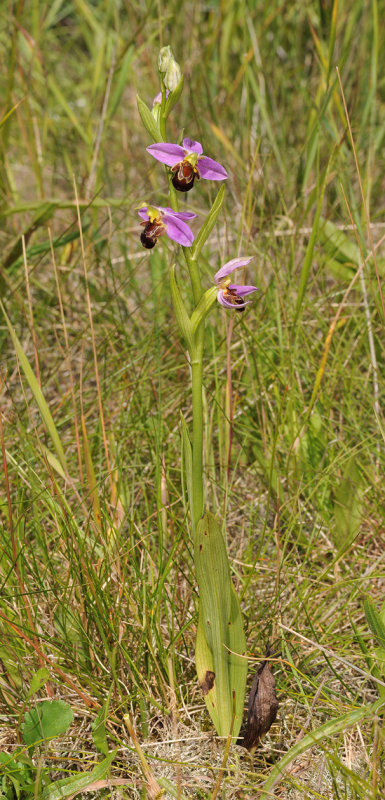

left=240, top=658, right=279, bottom=752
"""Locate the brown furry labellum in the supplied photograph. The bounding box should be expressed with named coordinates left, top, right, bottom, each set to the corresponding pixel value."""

left=221, top=286, right=246, bottom=312
left=171, top=160, right=200, bottom=192
left=240, top=657, right=279, bottom=752
left=140, top=219, right=165, bottom=249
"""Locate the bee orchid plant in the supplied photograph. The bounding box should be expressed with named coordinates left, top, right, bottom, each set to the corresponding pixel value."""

left=136, top=47, right=258, bottom=741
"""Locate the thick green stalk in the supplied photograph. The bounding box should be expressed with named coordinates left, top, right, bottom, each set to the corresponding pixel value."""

left=159, top=82, right=167, bottom=141
left=183, top=247, right=202, bottom=306
left=191, top=323, right=204, bottom=529
left=183, top=248, right=205, bottom=529
left=168, top=178, right=179, bottom=213
left=159, top=86, right=205, bottom=530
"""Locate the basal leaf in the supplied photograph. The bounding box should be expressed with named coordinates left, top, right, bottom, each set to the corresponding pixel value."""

left=364, top=596, right=385, bottom=650
left=91, top=701, right=110, bottom=755
left=333, top=456, right=363, bottom=549
left=194, top=512, right=247, bottom=738
left=320, top=218, right=359, bottom=265
left=25, top=668, right=51, bottom=702
left=22, top=700, right=74, bottom=748
left=41, top=750, right=116, bottom=800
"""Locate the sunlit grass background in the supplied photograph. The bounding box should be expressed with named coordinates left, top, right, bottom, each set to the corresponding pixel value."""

left=1, top=0, right=385, bottom=797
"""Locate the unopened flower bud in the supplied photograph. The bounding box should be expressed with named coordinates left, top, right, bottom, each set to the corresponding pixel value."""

left=164, top=59, right=182, bottom=92
left=151, top=89, right=170, bottom=123
left=158, top=46, right=173, bottom=73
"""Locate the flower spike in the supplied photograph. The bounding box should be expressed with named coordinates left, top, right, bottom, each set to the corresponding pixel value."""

left=215, top=257, right=258, bottom=311
left=147, top=138, right=228, bottom=192
left=138, top=204, right=196, bottom=249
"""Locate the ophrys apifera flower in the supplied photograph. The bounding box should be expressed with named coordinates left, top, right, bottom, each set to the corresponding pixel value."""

left=138, top=204, right=196, bottom=248
left=215, top=257, right=258, bottom=310
left=147, top=138, right=228, bottom=192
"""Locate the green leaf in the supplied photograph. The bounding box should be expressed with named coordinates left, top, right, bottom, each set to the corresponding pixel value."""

left=169, top=265, right=194, bottom=353
left=364, top=596, right=385, bottom=650
left=22, top=700, right=74, bottom=748
left=41, top=750, right=116, bottom=800
left=320, top=218, right=359, bottom=266
left=260, top=697, right=385, bottom=798
left=25, top=668, right=51, bottom=702
left=375, top=647, right=385, bottom=667
left=0, top=301, right=68, bottom=473
left=194, top=512, right=247, bottom=738
left=91, top=701, right=109, bottom=755
left=136, top=94, right=163, bottom=143
left=40, top=445, right=67, bottom=480
left=0, top=751, right=34, bottom=798
left=333, top=457, right=363, bottom=550
left=190, top=287, right=218, bottom=335
left=352, top=627, right=385, bottom=699
left=322, top=258, right=356, bottom=282
left=180, top=413, right=193, bottom=518
left=191, top=184, right=225, bottom=260
left=227, top=585, right=247, bottom=733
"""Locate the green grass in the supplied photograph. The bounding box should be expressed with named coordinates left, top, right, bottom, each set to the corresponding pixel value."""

left=1, top=0, right=385, bottom=797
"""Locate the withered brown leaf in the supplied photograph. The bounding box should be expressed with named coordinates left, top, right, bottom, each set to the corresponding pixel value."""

left=240, top=658, right=279, bottom=752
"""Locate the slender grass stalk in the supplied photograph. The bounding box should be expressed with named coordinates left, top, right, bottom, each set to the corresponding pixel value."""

left=73, top=176, right=112, bottom=490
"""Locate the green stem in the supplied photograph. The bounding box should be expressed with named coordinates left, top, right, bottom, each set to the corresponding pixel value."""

left=159, top=81, right=167, bottom=141
left=191, top=322, right=205, bottom=529
left=159, top=79, right=205, bottom=529
left=168, top=178, right=179, bottom=213
left=183, top=247, right=202, bottom=306
left=183, top=247, right=205, bottom=529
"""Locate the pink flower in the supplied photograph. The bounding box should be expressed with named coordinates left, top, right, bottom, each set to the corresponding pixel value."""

left=146, top=138, right=228, bottom=192
left=138, top=204, right=196, bottom=248
left=215, top=257, right=258, bottom=311
left=152, top=90, right=170, bottom=107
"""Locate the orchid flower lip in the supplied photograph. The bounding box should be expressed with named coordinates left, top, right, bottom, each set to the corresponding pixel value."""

left=217, top=289, right=250, bottom=309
